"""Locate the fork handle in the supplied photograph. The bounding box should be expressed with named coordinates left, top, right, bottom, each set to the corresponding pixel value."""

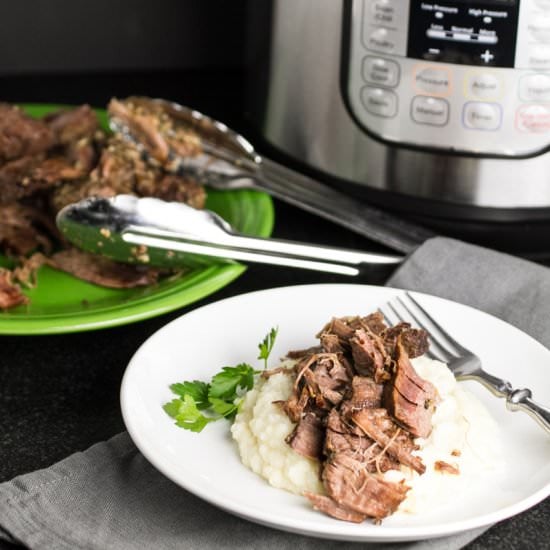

left=467, top=372, right=550, bottom=435
left=506, top=389, right=550, bottom=435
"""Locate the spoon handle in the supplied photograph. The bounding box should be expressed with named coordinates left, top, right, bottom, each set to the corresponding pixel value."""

left=254, top=158, right=435, bottom=254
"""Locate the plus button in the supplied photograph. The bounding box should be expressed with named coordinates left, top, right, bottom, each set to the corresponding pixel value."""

left=480, top=49, right=495, bottom=63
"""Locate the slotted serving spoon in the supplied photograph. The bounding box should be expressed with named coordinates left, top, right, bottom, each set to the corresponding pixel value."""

left=108, top=96, right=435, bottom=255
left=56, top=195, right=402, bottom=276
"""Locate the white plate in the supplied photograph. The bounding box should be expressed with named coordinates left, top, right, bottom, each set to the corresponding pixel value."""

left=120, top=284, right=550, bottom=542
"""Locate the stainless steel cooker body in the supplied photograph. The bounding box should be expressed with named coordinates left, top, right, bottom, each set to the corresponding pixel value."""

left=247, top=0, right=550, bottom=222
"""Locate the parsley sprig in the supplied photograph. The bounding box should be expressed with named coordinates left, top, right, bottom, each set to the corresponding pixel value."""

left=163, top=327, right=279, bottom=432
left=258, top=326, right=278, bottom=369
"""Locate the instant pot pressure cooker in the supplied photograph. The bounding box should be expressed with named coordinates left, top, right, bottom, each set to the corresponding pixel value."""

left=246, top=0, right=550, bottom=255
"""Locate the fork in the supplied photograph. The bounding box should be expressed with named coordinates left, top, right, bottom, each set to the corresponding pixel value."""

left=380, top=292, right=550, bottom=435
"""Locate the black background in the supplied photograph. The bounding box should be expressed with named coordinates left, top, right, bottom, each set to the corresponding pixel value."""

left=0, top=0, right=247, bottom=75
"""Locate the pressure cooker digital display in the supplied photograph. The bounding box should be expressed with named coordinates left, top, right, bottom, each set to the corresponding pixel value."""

left=407, top=1, right=520, bottom=67
left=345, top=0, right=550, bottom=157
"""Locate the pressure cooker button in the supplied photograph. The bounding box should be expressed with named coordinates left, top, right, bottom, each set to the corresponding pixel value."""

left=361, top=87, right=398, bottom=118
left=516, top=104, right=550, bottom=133
left=362, top=57, right=400, bottom=87
left=410, top=96, right=449, bottom=126
left=526, top=45, right=550, bottom=69
left=463, top=102, right=502, bottom=131
left=519, top=74, right=550, bottom=102
left=367, top=0, right=407, bottom=29
left=535, top=0, right=550, bottom=11
left=467, top=73, right=502, bottom=100
left=528, top=16, right=550, bottom=43
left=364, top=27, right=399, bottom=54
left=414, top=67, right=452, bottom=96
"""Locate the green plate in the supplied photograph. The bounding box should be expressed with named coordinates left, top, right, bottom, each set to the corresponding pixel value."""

left=0, top=104, right=274, bottom=335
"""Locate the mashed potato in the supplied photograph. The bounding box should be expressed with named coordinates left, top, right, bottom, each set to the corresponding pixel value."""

left=389, top=355, right=503, bottom=515
left=231, top=356, right=503, bottom=514
left=231, top=360, right=324, bottom=495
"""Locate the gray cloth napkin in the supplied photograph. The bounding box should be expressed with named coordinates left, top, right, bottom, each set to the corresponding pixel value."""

left=1, top=236, right=548, bottom=550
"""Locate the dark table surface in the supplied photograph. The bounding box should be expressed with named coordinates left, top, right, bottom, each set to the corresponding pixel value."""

left=0, top=70, right=548, bottom=550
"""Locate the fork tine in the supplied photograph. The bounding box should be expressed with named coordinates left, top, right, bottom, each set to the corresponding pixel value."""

left=404, top=292, right=471, bottom=355
left=377, top=305, right=395, bottom=326
left=389, top=297, right=455, bottom=363
left=386, top=301, right=404, bottom=326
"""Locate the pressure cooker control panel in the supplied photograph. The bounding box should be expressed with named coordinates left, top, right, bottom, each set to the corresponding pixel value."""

left=346, top=0, right=550, bottom=156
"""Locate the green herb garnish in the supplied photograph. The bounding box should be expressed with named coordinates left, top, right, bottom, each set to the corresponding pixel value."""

left=208, top=363, right=256, bottom=400
left=169, top=380, right=210, bottom=410
left=258, top=326, right=278, bottom=369
left=163, top=327, right=278, bottom=432
left=163, top=395, right=213, bottom=433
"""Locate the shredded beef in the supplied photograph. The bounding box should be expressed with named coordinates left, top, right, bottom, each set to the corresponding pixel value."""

left=399, top=328, right=430, bottom=358
left=13, top=252, right=49, bottom=288
left=0, top=269, right=28, bottom=309
left=32, top=157, right=84, bottom=186
left=108, top=98, right=202, bottom=165
left=383, top=338, right=438, bottom=438
left=323, top=454, right=409, bottom=519
left=0, top=202, right=58, bottom=256
left=261, top=365, right=296, bottom=379
left=349, top=376, right=384, bottom=410
left=50, top=177, right=122, bottom=213
left=47, top=248, right=161, bottom=289
left=283, top=385, right=310, bottom=424
left=350, top=328, right=389, bottom=382
left=0, top=155, right=45, bottom=203
left=0, top=104, right=55, bottom=161
left=286, top=345, right=323, bottom=359
left=319, top=332, right=344, bottom=354
left=361, top=311, right=387, bottom=335
left=434, top=461, right=460, bottom=475
left=325, top=317, right=355, bottom=339
left=44, top=105, right=99, bottom=145
left=382, top=323, right=429, bottom=359
left=303, top=492, right=367, bottom=523
left=285, top=413, right=324, bottom=460
left=0, top=101, right=209, bottom=306
left=136, top=173, right=206, bottom=209
left=304, top=354, right=350, bottom=407
left=108, top=98, right=172, bottom=163
left=280, top=310, right=442, bottom=524
left=351, top=407, right=426, bottom=474
left=324, top=409, right=399, bottom=474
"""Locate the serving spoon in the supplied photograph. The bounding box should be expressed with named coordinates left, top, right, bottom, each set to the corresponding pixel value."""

left=108, top=96, right=435, bottom=255
left=56, top=195, right=402, bottom=276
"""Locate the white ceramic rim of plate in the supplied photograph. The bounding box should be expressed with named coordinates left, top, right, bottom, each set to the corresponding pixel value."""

left=120, top=283, right=550, bottom=542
